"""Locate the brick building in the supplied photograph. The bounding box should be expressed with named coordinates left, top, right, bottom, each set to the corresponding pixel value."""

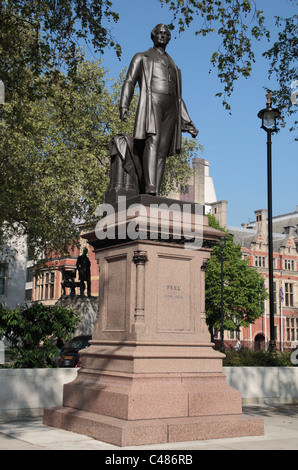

left=171, top=161, right=298, bottom=351
left=228, top=207, right=298, bottom=351
left=30, top=239, right=99, bottom=305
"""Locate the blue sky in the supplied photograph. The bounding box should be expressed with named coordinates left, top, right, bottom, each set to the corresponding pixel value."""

left=85, top=0, right=297, bottom=228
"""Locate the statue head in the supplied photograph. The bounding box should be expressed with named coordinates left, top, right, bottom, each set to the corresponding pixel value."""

left=151, top=24, right=171, bottom=47
left=83, top=247, right=88, bottom=255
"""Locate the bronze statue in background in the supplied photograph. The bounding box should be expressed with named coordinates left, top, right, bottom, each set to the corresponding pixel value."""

left=76, top=247, right=91, bottom=297
left=119, top=23, right=198, bottom=196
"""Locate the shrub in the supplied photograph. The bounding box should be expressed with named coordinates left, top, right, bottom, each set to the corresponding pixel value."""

left=223, top=348, right=295, bottom=367
left=0, top=302, right=79, bottom=368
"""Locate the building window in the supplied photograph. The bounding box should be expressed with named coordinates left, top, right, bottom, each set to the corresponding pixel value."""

left=35, top=271, right=55, bottom=300
left=49, top=272, right=55, bottom=298
left=284, top=259, right=295, bottom=271
left=286, top=317, right=298, bottom=342
left=25, top=289, right=32, bottom=301
left=26, top=266, right=33, bottom=283
left=0, top=265, right=5, bottom=295
left=285, top=283, right=294, bottom=307
left=254, top=256, right=265, bottom=268
left=180, top=184, right=189, bottom=194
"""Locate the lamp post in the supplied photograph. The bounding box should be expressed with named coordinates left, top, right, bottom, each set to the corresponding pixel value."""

left=258, top=93, right=281, bottom=351
left=219, top=236, right=226, bottom=349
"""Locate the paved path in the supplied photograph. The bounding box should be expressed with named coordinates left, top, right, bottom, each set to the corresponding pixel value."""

left=0, top=405, right=298, bottom=450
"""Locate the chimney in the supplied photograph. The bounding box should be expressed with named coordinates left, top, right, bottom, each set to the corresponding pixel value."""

left=255, top=209, right=267, bottom=237
left=210, top=200, right=228, bottom=228
left=192, top=157, right=206, bottom=205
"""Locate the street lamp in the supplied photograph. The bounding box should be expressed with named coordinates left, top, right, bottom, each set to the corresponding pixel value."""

left=219, top=236, right=226, bottom=349
left=258, top=93, right=281, bottom=351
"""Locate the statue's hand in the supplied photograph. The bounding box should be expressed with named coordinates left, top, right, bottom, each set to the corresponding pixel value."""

left=120, top=107, right=129, bottom=121
left=189, top=126, right=199, bottom=138
left=184, top=121, right=199, bottom=138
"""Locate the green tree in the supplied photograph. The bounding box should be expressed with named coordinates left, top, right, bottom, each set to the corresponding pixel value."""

left=0, top=60, right=114, bottom=259
left=0, top=59, right=197, bottom=259
left=0, top=2, right=123, bottom=259
left=205, top=214, right=267, bottom=342
left=0, top=0, right=120, bottom=79
left=264, top=13, right=298, bottom=136
left=159, top=0, right=297, bottom=136
left=0, top=0, right=199, bottom=258
left=0, top=302, right=79, bottom=368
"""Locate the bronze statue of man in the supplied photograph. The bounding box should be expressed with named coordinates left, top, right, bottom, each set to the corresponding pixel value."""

left=120, top=23, right=198, bottom=196
left=76, top=247, right=91, bottom=297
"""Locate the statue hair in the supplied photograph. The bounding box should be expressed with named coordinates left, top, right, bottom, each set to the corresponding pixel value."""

left=151, top=24, right=171, bottom=42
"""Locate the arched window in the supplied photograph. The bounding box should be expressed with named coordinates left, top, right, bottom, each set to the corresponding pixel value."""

left=254, top=334, right=265, bottom=351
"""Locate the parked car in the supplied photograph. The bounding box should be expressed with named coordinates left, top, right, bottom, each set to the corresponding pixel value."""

left=58, top=335, right=91, bottom=367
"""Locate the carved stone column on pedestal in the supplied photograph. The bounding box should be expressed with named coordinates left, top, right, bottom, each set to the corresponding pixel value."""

left=132, top=250, right=147, bottom=326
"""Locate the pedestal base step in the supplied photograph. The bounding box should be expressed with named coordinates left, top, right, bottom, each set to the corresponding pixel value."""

left=44, top=406, right=264, bottom=447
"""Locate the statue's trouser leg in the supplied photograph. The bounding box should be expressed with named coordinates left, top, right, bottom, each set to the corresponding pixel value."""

left=142, top=93, right=177, bottom=194
left=87, top=280, right=91, bottom=297
left=80, top=280, right=85, bottom=296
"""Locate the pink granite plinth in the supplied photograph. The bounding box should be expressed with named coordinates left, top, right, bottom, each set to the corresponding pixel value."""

left=44, top=406, right=264, bottom=447
left=43, top=368, right=264, bottom=446
left=60, top=370, right=242, bottom=420
left=43, top=227, right=264, bottom=446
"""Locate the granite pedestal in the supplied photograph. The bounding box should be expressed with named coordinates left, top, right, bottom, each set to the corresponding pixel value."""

left=44, top=197, right=264, bottom=446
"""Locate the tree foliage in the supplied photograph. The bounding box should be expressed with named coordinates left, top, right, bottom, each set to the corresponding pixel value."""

left=0, top=57, right=197, bottom=259
left=0, top=60, right=107, bottom=257
left=159, top=0, right=297, bottom=136
left=159, top=0, right=269, bottom=109
left=0, top=302, right=79, bottom=368
left=205, top=214, right=267, bottom=339
left=0, top=0, right=121, bottom=79
left=264, top=12, right=298, bottom=136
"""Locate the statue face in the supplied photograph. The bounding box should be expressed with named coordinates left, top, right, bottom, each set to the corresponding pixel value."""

left=152, top=25, right=171, bottom=48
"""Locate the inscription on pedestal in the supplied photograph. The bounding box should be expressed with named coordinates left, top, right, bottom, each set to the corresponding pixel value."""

left=157, top=255, right=194, bottom=332
left=165, top=284, right=183, bottom=300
